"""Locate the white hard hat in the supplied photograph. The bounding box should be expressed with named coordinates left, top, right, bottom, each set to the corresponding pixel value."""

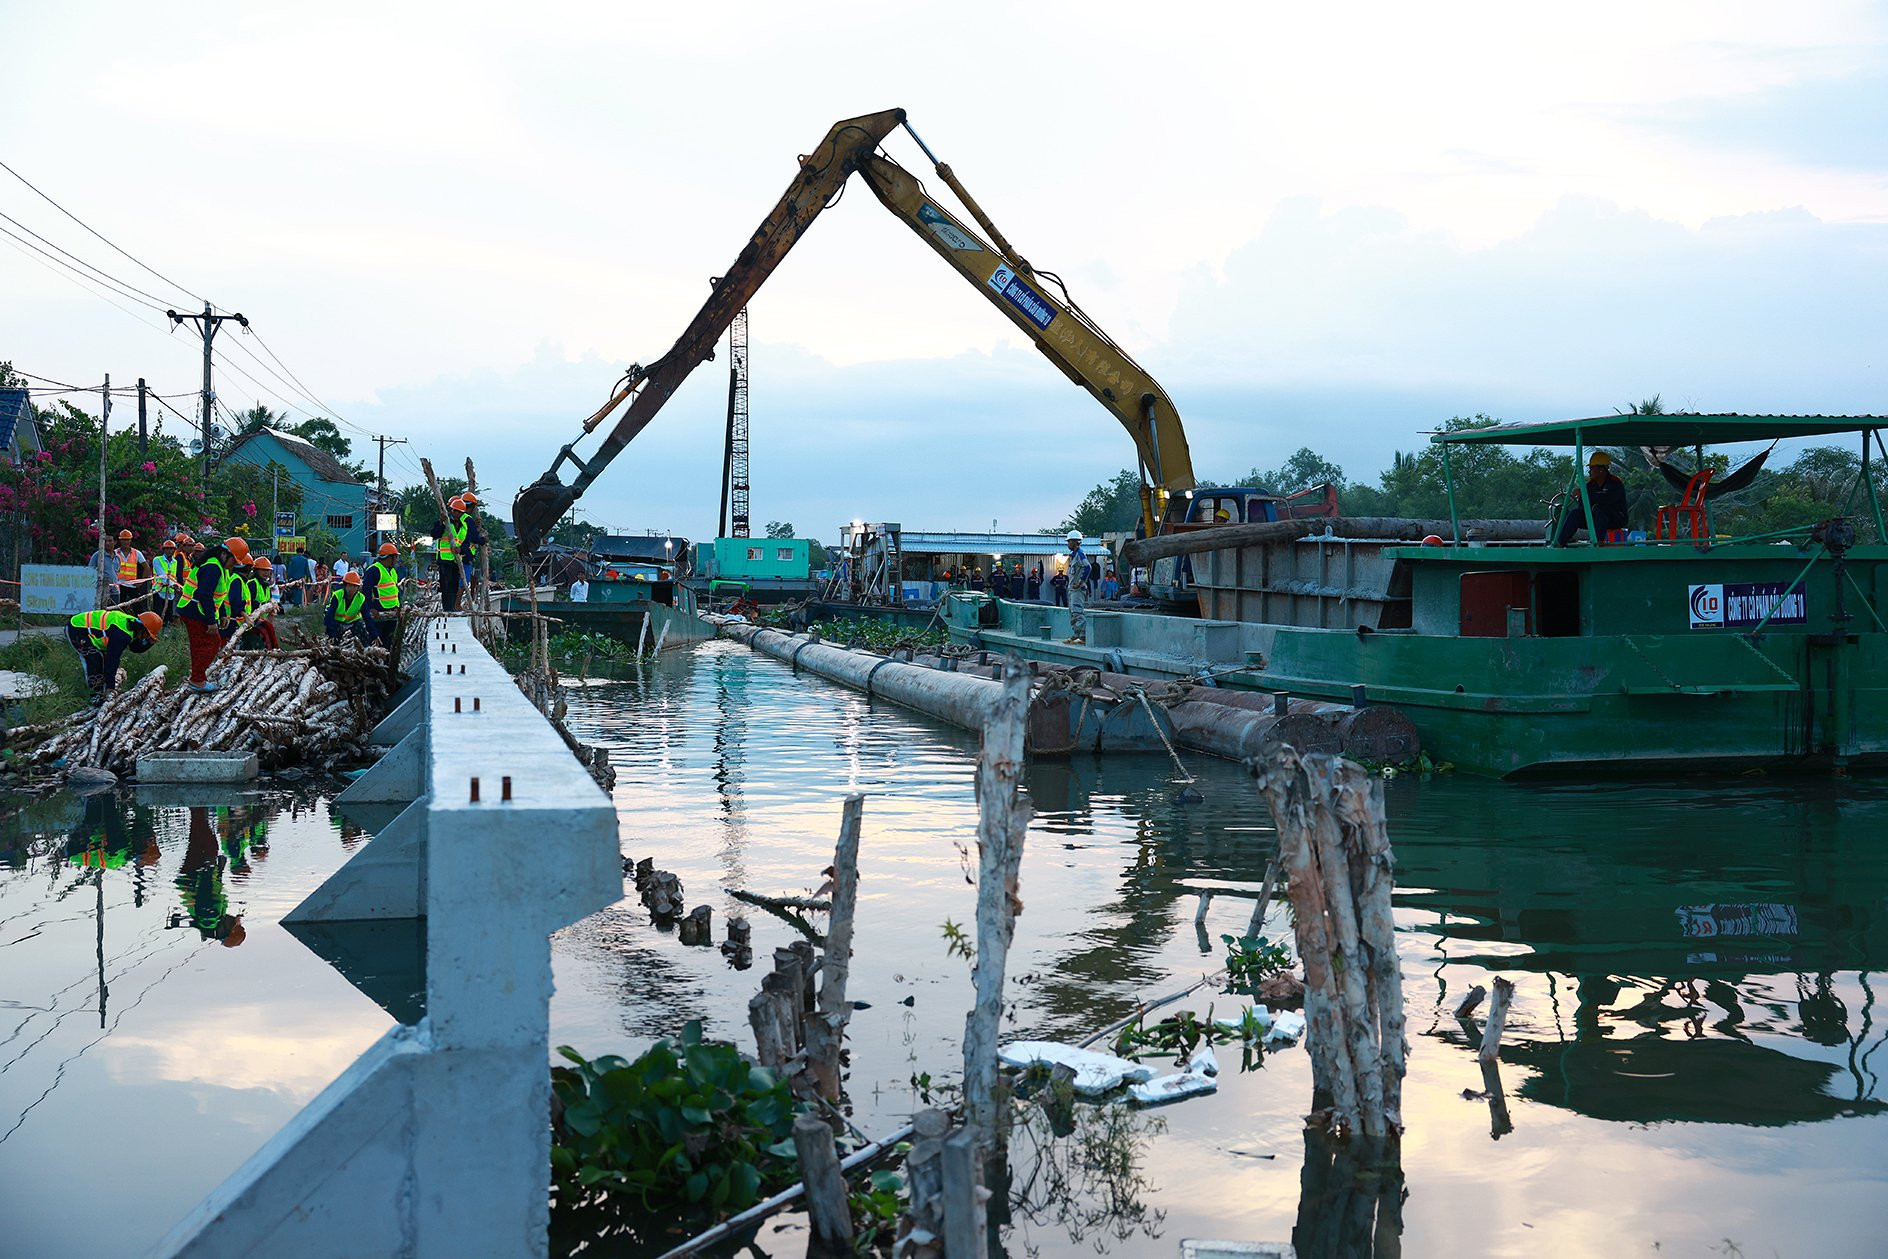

left=1066, top=529, right=1082, bottom=541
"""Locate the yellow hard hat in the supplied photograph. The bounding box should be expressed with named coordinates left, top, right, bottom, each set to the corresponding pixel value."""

left=1588, top=451, right=1613, bottom=467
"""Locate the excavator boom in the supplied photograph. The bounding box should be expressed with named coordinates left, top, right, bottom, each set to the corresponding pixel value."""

left=513, top=108, right=906, bottom=551
left=514, top=109, right=1195, bottom=551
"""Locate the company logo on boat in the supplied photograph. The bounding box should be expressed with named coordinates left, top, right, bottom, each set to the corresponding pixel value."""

left=918, top=203, right=981, bottom=252
left=1687, top=582, right=1806, bottom=629
left=986, top=265, right=1056, bottom=331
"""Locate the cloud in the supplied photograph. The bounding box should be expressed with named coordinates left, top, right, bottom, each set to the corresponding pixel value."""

left=1637, top=71, right=1888, bottom=170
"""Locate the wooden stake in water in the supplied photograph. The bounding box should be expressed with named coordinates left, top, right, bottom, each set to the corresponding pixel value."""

left=964, top=656, right=1033, bottom=1156
left=1251, top=745, right=1408, bottom=1137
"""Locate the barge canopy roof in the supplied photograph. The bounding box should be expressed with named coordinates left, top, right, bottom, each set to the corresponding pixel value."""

left=1433, top=414, right=1888, bottom=448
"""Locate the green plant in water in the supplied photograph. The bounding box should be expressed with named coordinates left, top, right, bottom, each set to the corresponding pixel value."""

left=1222, top=933, right=1292, bottom=994
left=848, top=1168, right=907, bottom=1254
left=550, top=1021, right=803, bottom=1214
left=941, top=917, right=975, bottom=966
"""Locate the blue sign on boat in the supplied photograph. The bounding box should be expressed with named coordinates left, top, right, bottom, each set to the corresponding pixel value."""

left=1689, top=581, right=1807, bottom=629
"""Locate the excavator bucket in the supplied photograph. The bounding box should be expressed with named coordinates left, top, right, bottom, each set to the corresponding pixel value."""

left=512, top=478, right=578, bottom=555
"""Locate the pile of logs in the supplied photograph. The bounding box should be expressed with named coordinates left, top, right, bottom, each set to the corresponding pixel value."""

left=11, top=629, right=398, bottom=780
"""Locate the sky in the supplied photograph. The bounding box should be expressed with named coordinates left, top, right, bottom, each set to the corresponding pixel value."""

left=2, top=1, right=1885, bottom=543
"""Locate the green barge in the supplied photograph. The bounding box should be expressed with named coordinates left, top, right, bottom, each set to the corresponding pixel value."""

left=943, top=414, right=1888, bottom=776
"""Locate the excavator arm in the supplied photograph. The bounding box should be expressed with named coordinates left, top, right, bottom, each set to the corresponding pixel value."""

left=514, top=109, right=1195, bottom=552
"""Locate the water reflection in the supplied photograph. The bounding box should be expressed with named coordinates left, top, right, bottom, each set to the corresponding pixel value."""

left=556, top=643, right=1886, bottom=1256
left=0, top=788, right=394, bottom=1258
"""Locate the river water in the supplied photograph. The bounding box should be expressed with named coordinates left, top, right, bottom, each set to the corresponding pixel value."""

left=2, top=637, right=1884, bottom=1256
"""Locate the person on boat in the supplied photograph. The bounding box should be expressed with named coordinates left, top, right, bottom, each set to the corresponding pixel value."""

left=1555, top=451, right=1630, bottom=545
left=364, top=542, right=402, bottom=647
left=325, top=571, right=369, bottom=644
left=1026, top=563, right=1043, bottom=601
left=66, top=609, right=163, bottom=698
left=1062, top=530, right=1093, bottom=643
left=992, top=565, right=1014, bottom=599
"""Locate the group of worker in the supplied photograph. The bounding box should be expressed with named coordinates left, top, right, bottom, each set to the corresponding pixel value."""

left=67, top=522, right=413, bottom=699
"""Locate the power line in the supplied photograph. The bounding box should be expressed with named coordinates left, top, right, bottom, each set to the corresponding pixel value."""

left=0, top=233, right=178, bottom=338
left=0, top=206, right=182, bottom=309
left=0, top=157, right=203, bottom=304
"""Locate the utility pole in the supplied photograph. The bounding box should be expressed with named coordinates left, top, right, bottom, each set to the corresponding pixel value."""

left=373, top=435, right=408, bottom=552
left=137, top=378, right=148, bottom=456
left=97, top=374, right=110, bottom=606
left=271, top=465, right=280, bottom=545
left=167, top=302, right=247, bottom=491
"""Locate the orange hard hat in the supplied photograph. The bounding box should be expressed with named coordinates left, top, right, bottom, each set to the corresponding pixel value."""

left=117, top=529, right=133, bottom=540
left=175, top=532, right=194, bottom=546
left=447, top=496, right=466, bottom=511
left=252, top=557, right=272, bottom=573
left=160, top=539, right=176, bottom=550
left=224, top=538, right=251, bottom=563
left=461, top=492, right=479, bottom=506
left=137, top=611, right=163, bottom=637
left=378, top=541, right=398, bottom=557
left=343, top=571, right=362, bottom=586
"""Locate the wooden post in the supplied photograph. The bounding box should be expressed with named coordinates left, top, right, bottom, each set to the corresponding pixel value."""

left=900, top=1108, right=951, bottom=1254
left=792, top=1113, right=854, bottom=1249
left=808, top=794, right=864, bottom=1101
left=749, top=992, right=786, bottom=1066
left=1478, top=976, right=1514, bottom=1063
left=1454, top=985, right=1487, bottom=1019
left=465, top=457, right=491, bottom=614
left=939, top=1127, right=985, bottom=1258
left=1252, top=746, right=1407, bottom=1138
left=1245, top=853, right=1281, bottom=940
left=963, top=656, right=1034, bottom=1157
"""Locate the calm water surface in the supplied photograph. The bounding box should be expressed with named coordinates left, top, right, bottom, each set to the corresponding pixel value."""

left=2, top=637, right=1884, bottom=1256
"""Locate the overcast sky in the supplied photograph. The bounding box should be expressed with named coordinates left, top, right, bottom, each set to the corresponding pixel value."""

left=3, top=2, right=1884, bottom=542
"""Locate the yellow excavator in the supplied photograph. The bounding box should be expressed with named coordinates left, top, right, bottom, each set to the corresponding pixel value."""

left=514, top=108, right=1221, bottom=553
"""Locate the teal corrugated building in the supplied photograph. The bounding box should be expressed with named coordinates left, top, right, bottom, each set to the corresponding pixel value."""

left=221, top=429, right=369, bottom=558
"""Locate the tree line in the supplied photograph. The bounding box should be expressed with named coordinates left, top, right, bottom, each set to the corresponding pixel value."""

left=1058, top=411, right=1886, bottom=542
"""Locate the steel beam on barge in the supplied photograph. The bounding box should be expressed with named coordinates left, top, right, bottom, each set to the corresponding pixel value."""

left=152, top=616, right=620, bottom=1259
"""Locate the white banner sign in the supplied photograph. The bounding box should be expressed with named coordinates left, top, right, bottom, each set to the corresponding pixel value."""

left=20, top=564, right=98, bottom=615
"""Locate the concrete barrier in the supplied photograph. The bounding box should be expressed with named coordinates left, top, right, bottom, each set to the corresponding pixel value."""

left=151, top=616, right=620, bottom=1259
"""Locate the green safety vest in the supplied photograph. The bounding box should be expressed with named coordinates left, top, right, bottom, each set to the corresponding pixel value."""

left=369, top=560, right=400, bottom=611
left=70, top=609, right=136, bottom=649
left=247, top=576, right=272, bottom=617
left=438, top=515, right=469, bottom=563
left=178, top=557, right=199, bottom=602
left=213, top=562, right=235, bottom=617
left=330, top=588, right=365, bottom=623
left=153, top=554, right=180, bottom=599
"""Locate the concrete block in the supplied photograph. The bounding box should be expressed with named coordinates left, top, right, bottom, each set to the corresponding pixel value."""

left=368, top=692, right=423, bottom=747
left=284, top=800, right=428, bottom=924
left=164, top=621, right=618, bottom=1259
left=137, top=750, right=258, bottom=783
left=336, top=726, right=425, bottom=805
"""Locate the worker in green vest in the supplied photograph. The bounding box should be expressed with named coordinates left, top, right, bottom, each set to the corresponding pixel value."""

left=242, top=557, right=279, bottom=650
left=364, top=541, right=402, bottom=647
left=433, top=496, right=471, bottom=613
left=66, top=609, right=163, bottom=698
left=180, top=539, right=239, bottom=691
left=151, top=538, right=183, bottom=623
left=325, top=570, right=368, bottom=644
left=221, top=542, right=255, bottom=644
left=459, top=492, right=488, bottom=602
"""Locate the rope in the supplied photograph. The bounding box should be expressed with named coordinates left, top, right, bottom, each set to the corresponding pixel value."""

left=1125, top=685, right=1195, bottom=783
